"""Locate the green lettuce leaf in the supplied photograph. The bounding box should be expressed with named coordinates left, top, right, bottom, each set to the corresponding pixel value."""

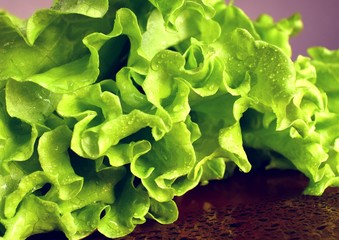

left=97, top=175, right=149, bottom=238
left=0, top=88, right=38, bottom=163
left=0, top=4, right=114, bottom=93
left=254, top=13, right=303, bottom=57
left=308, top=47, right=339, bottom=113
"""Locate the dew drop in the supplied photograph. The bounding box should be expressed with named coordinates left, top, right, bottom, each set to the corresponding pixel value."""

left=173, top=105, right=183, bottom=112
left=151, top=62, right=159, bottom=71
left=236, top=52, right=246, bottom=60
left=208, top=85, right=215, bottom=91
left=3, top=42, right=13, bottom=47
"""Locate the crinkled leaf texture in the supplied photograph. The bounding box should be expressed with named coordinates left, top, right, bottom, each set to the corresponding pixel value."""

left=0, top=0, right=338, bottom=239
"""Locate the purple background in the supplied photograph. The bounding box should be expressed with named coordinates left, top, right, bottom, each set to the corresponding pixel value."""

left=0, top=0, right=338, bottom=58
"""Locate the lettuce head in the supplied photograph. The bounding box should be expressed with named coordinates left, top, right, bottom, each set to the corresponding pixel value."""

left=0, top=0, right=338, bottom=239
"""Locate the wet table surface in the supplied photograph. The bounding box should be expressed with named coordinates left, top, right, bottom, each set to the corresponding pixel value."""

left=31, top=169, right=339, bottom=239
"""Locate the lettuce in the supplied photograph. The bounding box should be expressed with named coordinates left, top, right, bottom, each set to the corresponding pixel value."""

left=0, top=0, right=338, bottom=239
